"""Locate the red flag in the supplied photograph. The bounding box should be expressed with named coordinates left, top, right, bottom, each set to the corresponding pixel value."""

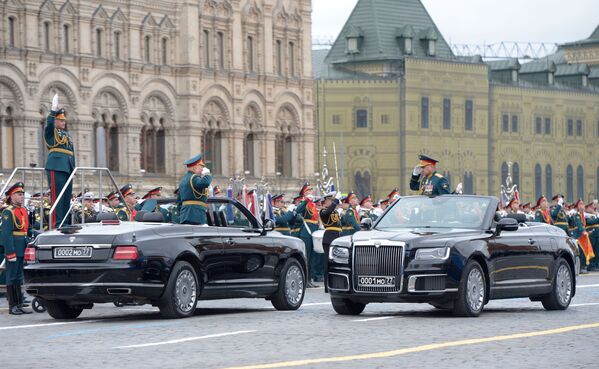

left=578, top=234, right=595, bottom=265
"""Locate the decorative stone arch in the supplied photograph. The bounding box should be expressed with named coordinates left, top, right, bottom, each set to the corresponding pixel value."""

left=242, top=0, right=263, bottom=25
left=0, top=76, right=25, bottom=115
left=202, top=96, right=231, bottom=130
left=200, top=84, right=234, bottom=106
left=39, top=81, right=79, bottom=117
left=243, top=102, right=263, bottom=131
left=276, top=103, right=300, bottom=135
left=141, top=92, right=174, bottom=126
left=202, top=0, right=233, bottom=19
left=140, top=78, right=177, bottom=104
left=91, top=87, right=128, bottom=125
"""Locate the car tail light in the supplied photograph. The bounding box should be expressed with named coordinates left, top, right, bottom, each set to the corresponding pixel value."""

left=24, top=247, right=37, bottom=262
left=113, top=246, right=138, bottom=260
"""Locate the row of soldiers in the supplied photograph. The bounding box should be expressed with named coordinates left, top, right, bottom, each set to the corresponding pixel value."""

left=501, top=195, right=599, bottom=272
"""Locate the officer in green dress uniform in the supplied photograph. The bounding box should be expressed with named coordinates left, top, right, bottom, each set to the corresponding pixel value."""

left=169, top=189, right=181, bottom=224
left=45, top=94, right=76, bottom=228
left=586, top=203, right=599, bottom=271
left=571, top=200, right=599, bottom=272
left=115, top=184, right=137, bottom=221
left=289, top=195, right=304, bottom=238
left=320, top=192, right=342, bottom=292
left=341, top=192, right=361, bottom=237
left=388, top=188, right=400, bottom=204
left=410, top=155, right=450, bottom=196
left=106, top=191, right=120, bottom=210
left=359, top=195, right=378, bottom=222
left=534, top=196, right=557, bottom=224
left=550, top=195, right=570, bottom=235
left=2, top=183, right=33, bottom=315
left=295, top=184, right=320, bottom=286
left=177, top=154, right=212, bottom=225
left=272, top=194, right=294, bottom=236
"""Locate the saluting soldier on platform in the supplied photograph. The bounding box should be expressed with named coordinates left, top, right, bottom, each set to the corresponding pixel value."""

left=177, top=154, right=212, bottom=225
left=272, top=194, right=294, bottom=236
left=45, top=94, right=76, bottom=228
left=410, top=155, right=450, bottom=196
left=115, top=185, right=138, bottom=222
left=1, top=183, right=33, bottom=315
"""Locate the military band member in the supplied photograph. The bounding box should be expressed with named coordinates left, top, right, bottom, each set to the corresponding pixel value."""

left=272, top=194, right=294, bottom=236
left=289, top=195, right=304, bottom=238
left=177, top=154, right=212, bottom=225
left=75, top=192, right=98, bottom=224
left=534, top=196, right=556, bottom=225
left=571, top=200, right=599, bottom=272
left=45, top=94, right=76, bottom=228
left=550, top=195, right=570, bottom=235
left=320, top=192, right=342, bottom=292
left=341, top=192, right=361, bottom=236
left=1, top=183, right=33, bottom=315
left=505, top=198, right=521, bottom=216
left=295, top=184, right=320, bottom=286
left=410, top=155, right=450, bottom=196
left=116, top=184, right=138, bottom=222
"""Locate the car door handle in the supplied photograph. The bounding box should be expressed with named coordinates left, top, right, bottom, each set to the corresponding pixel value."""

left=528, top=238, right=536, bottom=245
left=226, top=238, right=236, bottom=245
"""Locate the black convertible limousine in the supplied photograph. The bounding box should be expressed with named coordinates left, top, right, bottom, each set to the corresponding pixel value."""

left=24, top=198, right=307, bottom=319
left=327, top=195, right=579, bottom=317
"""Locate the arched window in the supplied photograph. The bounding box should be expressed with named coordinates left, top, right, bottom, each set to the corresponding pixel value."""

left=108, top=124, right=119, bottom=172
left=276, top=40, right=282, bottom=75
left=203, top=131, right=222, bottom=176
left=545, top=164, right=553, bottom=199
left=577, top=165, right=584, bottom=201
left=288, top=41, right=295, bottom=76
left=463, top=171, right=474, bottom=194
left=217, top=32, right=224, bottom=69
left=276, top=106, right=299, bottom=178
left=501, top=162, right=508, bottom=186
left=43, top=21, right=51, bottom=51
left=534, top=164, right=542, bottom=200
left=354, top=171, right=372, bottom=199
left=156, top=119, right=166, bottom=173
left=95, top=28, right=103, bottom=57
left=247, top=35, right=255, bottom=72
left=144, top=35, right=151, bottom=63
left=203, top=30, right=210, bottom=68
left=244, top=134, right=255, bottom=176
left=113, top=31, right=121, bottom=60
left=566, top=165, right=574, bottom=202
left=512, top=162, right=520, bottom=190
left=1, top=105, right=15, bottom=168
left=63, top=24, right=70, bottom=53
left=8, top=17, right=16, bottom=47
left=161, top=37, right=168, bottom=65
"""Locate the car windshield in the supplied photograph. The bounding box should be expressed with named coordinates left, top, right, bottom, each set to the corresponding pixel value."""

left=375, top=196, right=491, bottom=230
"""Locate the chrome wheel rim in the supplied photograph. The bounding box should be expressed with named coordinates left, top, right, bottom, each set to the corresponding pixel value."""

left=175, top=270, right=197, bottom=313
left=285, top=265, right=304, bottom=306
left=466, top=267, right=485, bottom=312
left=556, top=264, right=572, bottom=306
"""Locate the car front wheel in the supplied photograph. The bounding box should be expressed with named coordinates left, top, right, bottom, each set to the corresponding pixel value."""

left=271, top=258, right=306, bottom=310
left=452, top=260, right=486, bottom=317
left=159, top=261, right=199, bottom=319
left=542, top=258, right=573, bottom=311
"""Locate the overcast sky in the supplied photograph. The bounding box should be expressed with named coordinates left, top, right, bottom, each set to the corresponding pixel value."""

left=312, top=0, right=599, bottom=45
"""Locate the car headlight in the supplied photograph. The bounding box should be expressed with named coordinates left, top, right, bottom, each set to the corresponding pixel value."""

left=329, top=246, right=350, bottom=264
left=414, top=247, right=450, bottom=261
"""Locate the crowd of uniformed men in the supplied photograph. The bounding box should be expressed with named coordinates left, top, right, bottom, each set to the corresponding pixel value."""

left=1, top=96, right=598, bottom=315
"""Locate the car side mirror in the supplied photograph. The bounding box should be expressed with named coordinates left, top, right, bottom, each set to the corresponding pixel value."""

left=262, top=219, right=275, bottom=233
left=496, top=218, right=519, bottom=235
left=360, top=217, right=373, bottom=231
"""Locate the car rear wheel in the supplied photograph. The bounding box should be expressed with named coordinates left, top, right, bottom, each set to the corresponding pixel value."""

left=331, top=297, right=366, bottom=315
left=542, top=258, right=573, bottom=311
left=271, top=258, right=306, bottom=310
left=159, top=261, right=199, bottom=319
left=45, top=300, right=84, bottom=320
left=452, top=260, right=486, bottom=317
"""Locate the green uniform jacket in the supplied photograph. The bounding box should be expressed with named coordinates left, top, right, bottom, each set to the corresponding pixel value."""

left=551, top=205, right=571, bottom=236
left=341, top=206, right=361, bottom=236
left=570, top=212, right=599, bottom=239
left=45, top=111, right=76, bottom=173
left=289, top=213, right=304, bottom=238
left=588, top=214, right=599, bottom=240
left=274, top=208, right=295, bottom=235
left=295, top=200, right=319, bottom=239
left=177, top=172, right=212, bottom=224
left=534, top=208, right=558, bottom=224
left=1, top=206, right=30, bottom=257
left=410, top=171, right=450, bottom=196
left=116, top=203, right=134, bottom=222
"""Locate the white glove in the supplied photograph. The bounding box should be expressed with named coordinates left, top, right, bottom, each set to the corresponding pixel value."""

left=456, top=183, right=463, bottom=194
left=201, top=167, right=211, bottom=176
left=51, top=93, right=59, bottom=111
left=413, top=165, right=422, bottom=176
left=306, top=194, right=315, bottom=201
left=335, top=192, right=342, bottom=200
left=558, top=197, right=564, bottom=206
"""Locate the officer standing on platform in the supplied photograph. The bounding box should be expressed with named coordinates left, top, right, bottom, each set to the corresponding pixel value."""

left=320, top=192, right=342, bottom=292
left=410, top=155, right=450, bottom=196
left=177, top=154, right=212, bottom=225
left=272, top=194, right=294, bottom=236
left=115, top=185, right=138, bottom=221
left=2, top=183, right=32, bottom=315
left=45, top=94, right=76, bottom=228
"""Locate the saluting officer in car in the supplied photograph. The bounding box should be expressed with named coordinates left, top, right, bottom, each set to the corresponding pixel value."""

left=177, top=154, right=212, bottom=225
left=410, top=155, right=450, bottom=196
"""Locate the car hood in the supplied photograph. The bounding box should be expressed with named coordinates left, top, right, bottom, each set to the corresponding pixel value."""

left=350, top=227, right=488, bottom=248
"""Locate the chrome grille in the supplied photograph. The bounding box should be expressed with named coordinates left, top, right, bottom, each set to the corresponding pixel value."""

left=352, top=241, right=404, bottom=293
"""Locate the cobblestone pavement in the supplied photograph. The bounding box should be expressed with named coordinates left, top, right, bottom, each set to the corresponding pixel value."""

left=2, top=273, right=599, bottom=369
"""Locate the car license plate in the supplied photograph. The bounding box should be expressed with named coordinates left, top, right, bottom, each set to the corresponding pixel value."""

left=53, top=247, right=93, bottom=259
left=357, top=276, right=395, bottom=287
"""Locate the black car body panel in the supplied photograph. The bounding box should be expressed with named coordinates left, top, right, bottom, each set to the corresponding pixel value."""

left=25, top=198, right=307, bottom=305
left=327, top=195, right=578, bottom=305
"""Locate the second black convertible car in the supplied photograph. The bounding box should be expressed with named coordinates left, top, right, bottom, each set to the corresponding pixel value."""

left=327, top=195, right=579, bottom=317
left=24, top=198, right=307, bottom=319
